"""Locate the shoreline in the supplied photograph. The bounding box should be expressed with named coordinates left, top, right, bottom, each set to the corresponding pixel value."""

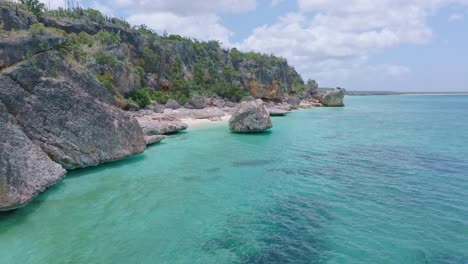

left=181, top=115, right=232, bottom=128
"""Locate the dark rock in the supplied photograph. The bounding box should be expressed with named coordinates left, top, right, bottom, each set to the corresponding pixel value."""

left=124, top=102, right=140, bottom=111
left=0, top=2, right=37, bottom=31
left=0, top=100, right=66, bottom=211
left=212, top=98, right=226, bottom=108
left=266, top=107, right=289, bottom=116
left=165, top=99, right=181, bottom=109
left=0, top=33, right=66, bottom=69
left=286, top=96, right=301, bottom=109
left=225, top=101, right=236, bottom=108
left=321, top=88, right=346, bottom=107
left=183, top=103, right=195, bottom=109
left=229, top=100, right=272, bottom=133
left=191, top=94, right=206, bottom=109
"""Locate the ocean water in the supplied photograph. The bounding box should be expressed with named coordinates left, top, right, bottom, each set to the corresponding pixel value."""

left=1, top=95, right=467, bottom=264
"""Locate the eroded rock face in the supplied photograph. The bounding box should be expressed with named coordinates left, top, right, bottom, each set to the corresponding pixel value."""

left=0, top=2, right=37, bottom=31
left=229, top=100, right=272, bottom=133
left=321, top=88, right=346, bottom=107
left=0, top=101, right=66, bottom=211
left=0, top=51, right=146, bottom=170
left=0, top=33, right=66, bottom=70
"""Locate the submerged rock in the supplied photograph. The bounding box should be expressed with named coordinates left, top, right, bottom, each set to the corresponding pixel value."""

left=266, top=107, right=289, bottom=116
left=229, top=100, right=272, bottom=133
left=0, top=101, right=66, bottom=211
left=136, top=115, right=188, bottom=135
left=144, top=135, right=166, bottom=145
left=321, top=88, right=346, bottom=107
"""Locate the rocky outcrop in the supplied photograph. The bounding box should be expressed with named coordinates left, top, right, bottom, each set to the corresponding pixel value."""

left=0, top=32, right=66, bottom=70
left=136, top=114, right=188, bottom=135
left=0, top=2, right=37, bottom=31
left=165, top=99, right=181, bottom=109
left=286, top=96, right=301, bottom=110
left=266, top=106, right=289, bottom=116
left=229, top=100, right=272, bottom=133
left=0, top=51, right=147, bottom=169
left=0, top=101, right=66, bottom=211
left=190, top=94, right=206, bottom=109
left=144, top=135, right=166, bottom=145
left=321, top=88, right=346, bottom=107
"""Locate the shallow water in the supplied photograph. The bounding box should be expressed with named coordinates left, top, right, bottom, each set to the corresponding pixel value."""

left=1, top=95, right=468, bottom=264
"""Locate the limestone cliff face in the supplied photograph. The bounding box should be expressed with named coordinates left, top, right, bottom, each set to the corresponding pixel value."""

left=0, top=101, right=66, bottom=211
left=0, top=49, right=147, bottom=210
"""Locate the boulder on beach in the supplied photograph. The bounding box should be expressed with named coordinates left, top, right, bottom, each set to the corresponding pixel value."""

left=286, top=96, right=301, bottom=109
left=190, top=94, right=206, bottom=109
left=165, top=100, right=181, bottom=109
left=229, top=100, right=272, bottom=133
left=321, top=88, right=346, bottom=107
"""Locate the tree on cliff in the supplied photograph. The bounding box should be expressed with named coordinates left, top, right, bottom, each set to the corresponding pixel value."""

left=20, top=0, right=45, bottom=16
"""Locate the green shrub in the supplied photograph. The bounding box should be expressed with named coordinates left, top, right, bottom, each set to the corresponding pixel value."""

left=129, top=88, right=151, bottom=107
left=20, top=0, right=45, bottom=16
left=143, top=47, right=161, bottom=73
left=133, top=65, right=146, bottom=87
left=95, top=50, right=120, bottom=66
left=29, top=23, right=46, bottom=37
left=96, top=74, right=116, bottom=94
left=95, top=30, right=121, bottom=45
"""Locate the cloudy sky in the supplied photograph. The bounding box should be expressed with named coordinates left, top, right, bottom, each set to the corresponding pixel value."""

left=43, top=0, right=468, bottom=91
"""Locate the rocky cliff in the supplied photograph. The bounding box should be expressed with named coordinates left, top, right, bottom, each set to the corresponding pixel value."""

left=1, top=1, right=316, bottom=105
left=0, top=1, right=326, bottom=210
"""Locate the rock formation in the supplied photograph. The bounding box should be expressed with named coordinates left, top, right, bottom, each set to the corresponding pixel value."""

left=0, top=101, right=66, bottom=211
left=321, top=88, right=346, bottom=107
left=229, top=100, right=272, bottom=133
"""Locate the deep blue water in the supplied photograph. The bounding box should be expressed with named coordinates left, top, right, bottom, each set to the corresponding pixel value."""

left=1, top=95, right=467, bottom=264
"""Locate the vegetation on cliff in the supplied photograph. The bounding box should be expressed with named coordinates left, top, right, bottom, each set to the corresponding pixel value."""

left=1, top=1, right=317, bottom=109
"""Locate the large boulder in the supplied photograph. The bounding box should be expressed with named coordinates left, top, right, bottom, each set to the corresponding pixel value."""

left=286, top=96, right=301, bottom=109
left=0, top=101, right=66, bottom=211
left=229, top=100, right=272, bottom=133
left=165, top=99, right=181, bottom=110
left=0, top=51, right=147, bottom=170
left=190, top=94, right=206, bottom=109
left=321, top=88, right=346, bottom=107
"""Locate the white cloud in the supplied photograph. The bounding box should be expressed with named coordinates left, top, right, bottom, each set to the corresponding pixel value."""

left=127, top=12, right=233, bottom=45
left=238, top=0, right=468, bottom=87
left=113, top=0, right=256, bottom=15
left=448, top=13, right=464, bottom=21
left=271, top=0, right=285, bottom=6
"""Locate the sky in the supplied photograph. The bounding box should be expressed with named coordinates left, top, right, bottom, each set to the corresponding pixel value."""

left=42, top=0, right=468, bottom=92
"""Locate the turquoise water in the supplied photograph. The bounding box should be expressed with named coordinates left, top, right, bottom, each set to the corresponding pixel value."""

left=1, top=95, right=468, bottom=264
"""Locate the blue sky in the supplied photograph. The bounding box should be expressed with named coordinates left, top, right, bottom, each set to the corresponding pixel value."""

left=44, top=0, right=468, bottom=92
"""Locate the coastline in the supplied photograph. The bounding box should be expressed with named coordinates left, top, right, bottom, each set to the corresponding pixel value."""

left=181, top=115, right=232, bottom=127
